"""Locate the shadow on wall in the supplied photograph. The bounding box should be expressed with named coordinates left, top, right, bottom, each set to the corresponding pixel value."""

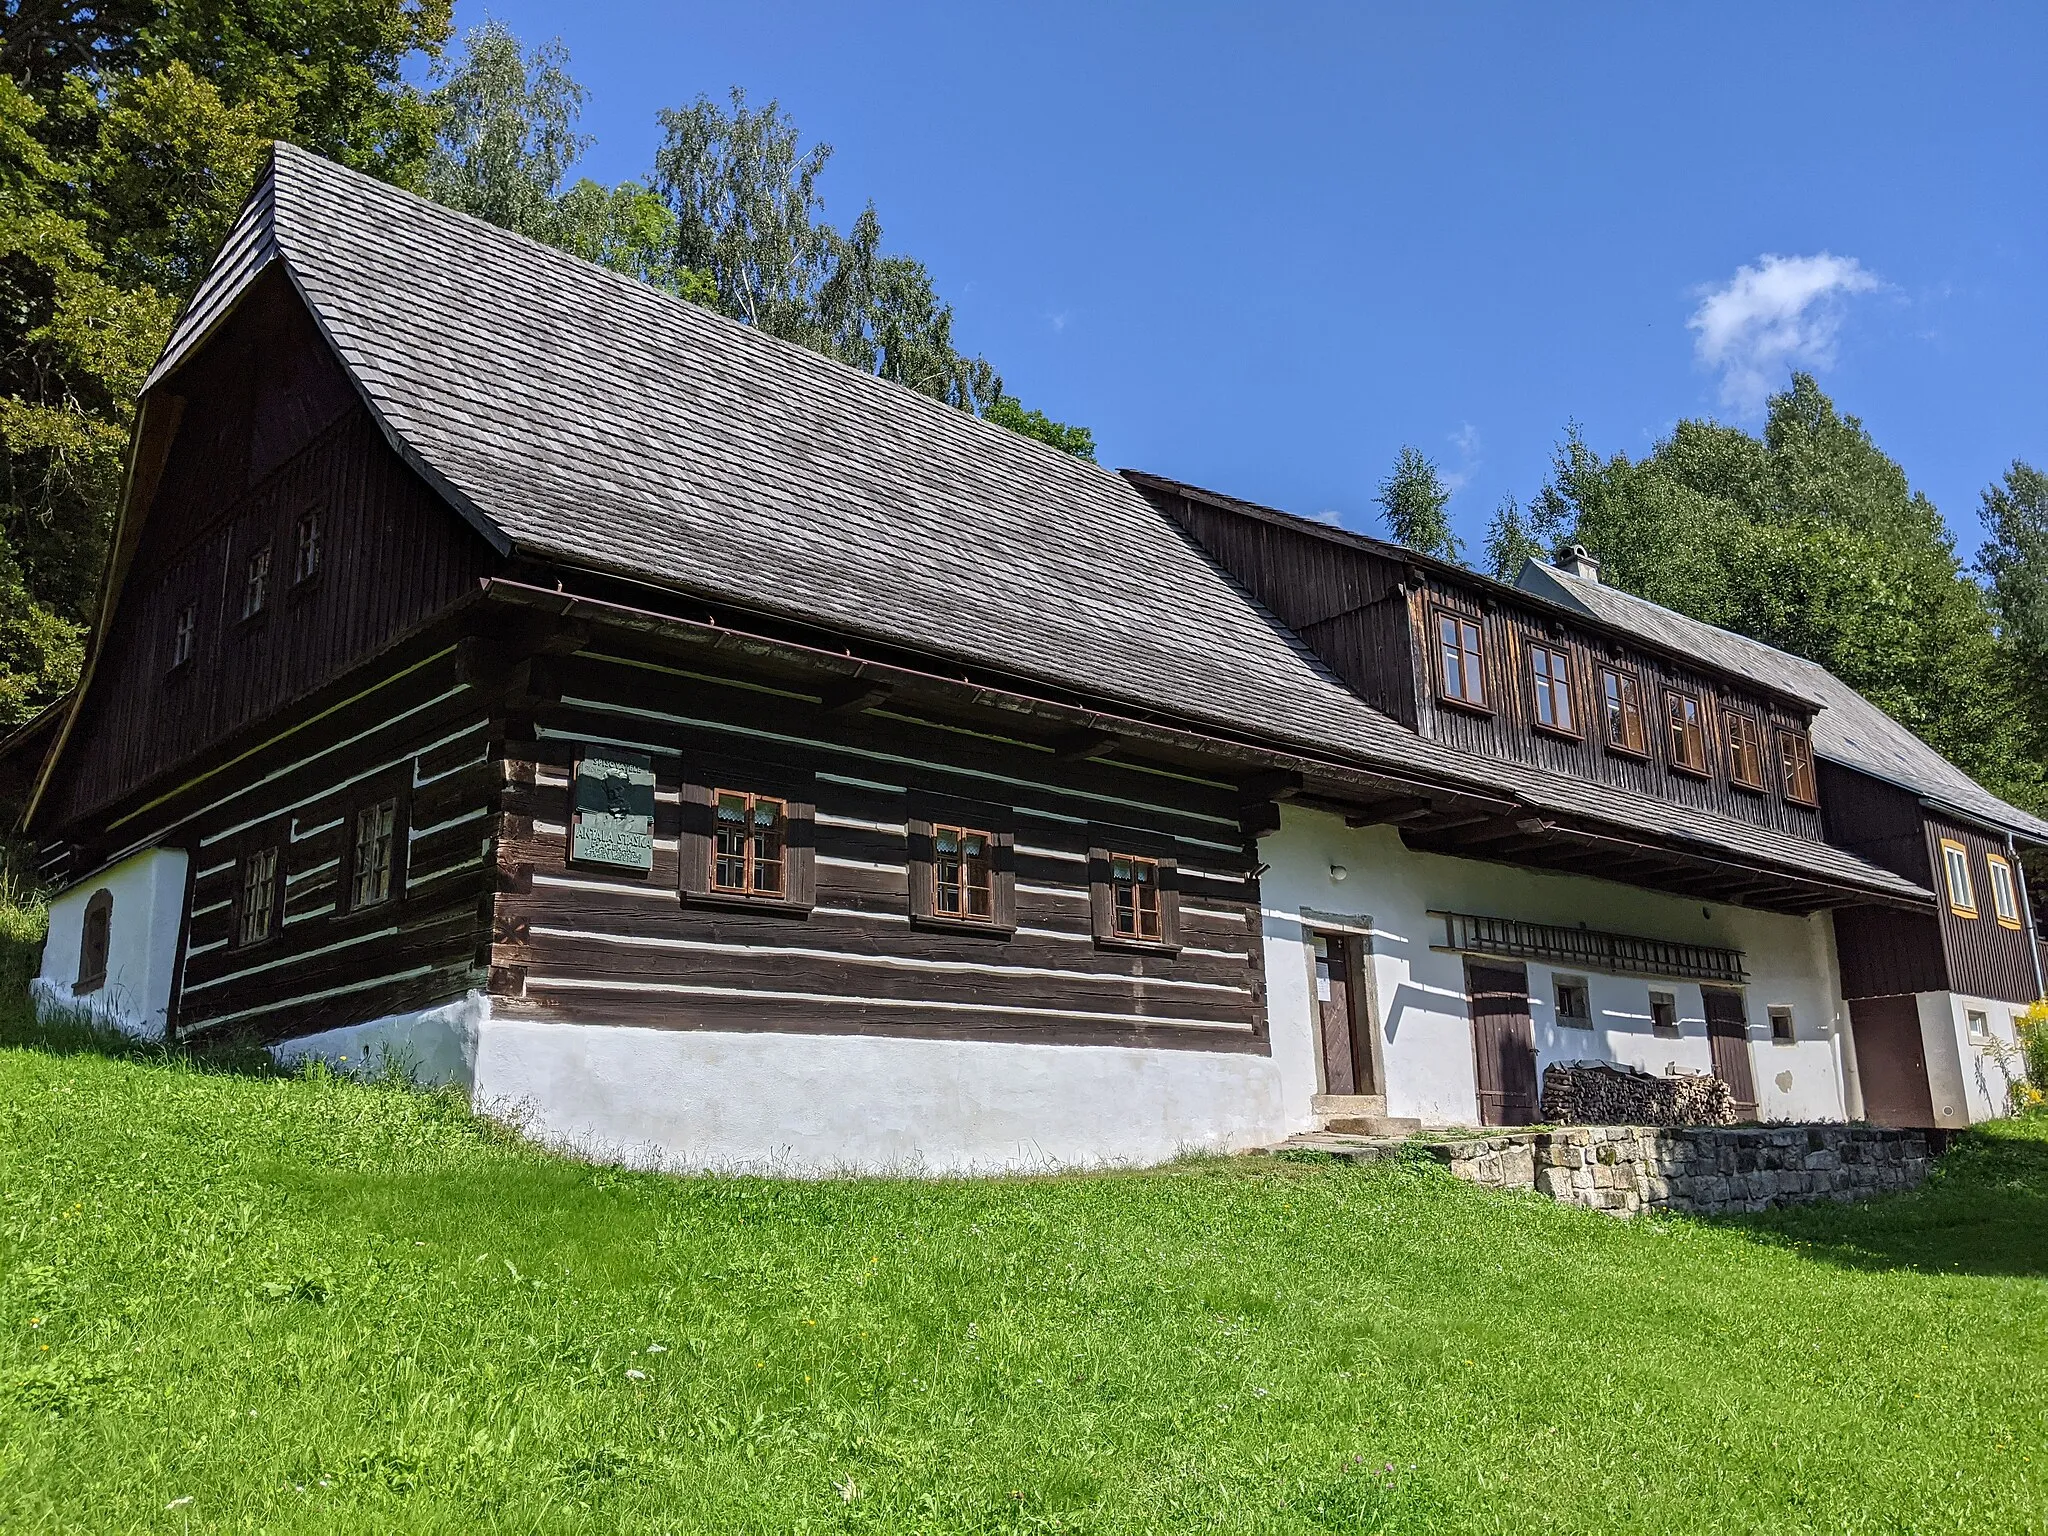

left=1725, top=1120, right=2048, bottom=1281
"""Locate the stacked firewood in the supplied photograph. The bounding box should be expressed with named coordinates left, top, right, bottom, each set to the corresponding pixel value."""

left=1540, top=1060, right=1736, bottom=1127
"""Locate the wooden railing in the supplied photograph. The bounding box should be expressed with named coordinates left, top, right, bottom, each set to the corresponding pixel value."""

left=1428, top=909, right=1748, bottom=984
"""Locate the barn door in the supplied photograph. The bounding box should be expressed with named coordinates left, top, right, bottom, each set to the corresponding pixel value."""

left=1848, top=995, right=1937, bottom=1128
left=1703, top=986, right=1759, bottom=1120
left=1312, top=930, right=1376, bottom=1096
left=1466, top=961, right=1537, bottom=1126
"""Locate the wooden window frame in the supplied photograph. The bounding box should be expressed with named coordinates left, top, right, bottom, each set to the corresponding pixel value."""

left=680, top=762, right=816, bottom=915
left=1986, top=853, right=2023, bottom=930
left=344, top=792, right=407, bottom=914
left=241, top=543, right=273, bottom=622
left=292, top=510, right=323, bottom=589
left=1599, top=667, right=1648, bottom=758
left=710, top=789, right=789, bottom=900
left=1553, top=974, right=1591, bottom=1028
left=1432, top=607, right=1490, bottom=713
left=907, top=800, right=1015, bottom=936
left=168, top=603, right=197, bottom=675
left=1089, top=846, right=1182, bottom=954
left=1768, top=1005, right=1795, bottom=1045
left=1723, top=709, right=1766, bottom=793
left=1649, top=988, right=1680, bottom=1038
left=235, top=845, right=283, bottom=948
left=1663, top=689, right=1710, bottom=778
left=1939, top=838, right=1978, bottom=919
left=1528, top=640, right=1579, bottom=738
left=74, top=888, right=112, bottom=996
left=1776, top=727, right=1818, bottom=806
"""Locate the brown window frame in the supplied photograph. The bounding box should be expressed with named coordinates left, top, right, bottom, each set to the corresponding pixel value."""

left=1090, top=847, right=1182, bottom=952
left=1776, top=727, right=1818, bottom=806
left=932, top=824, right=996, bottom=923
left=75, top=888, right=113, bottom=996
left=1986, top=852, right=2022, bottom=930
left=710, top=789, right=788, bottom=899
left=1528, top=640, right=1578, bottom=737
left=907, top=804, right=1015, bottom=935
left=1433, top=607, right=1489, bottom=712
left=1599, top=667, right=1648, bottom=757
left=345, top=795, right=404, bottom=912
left=1939, top=838, right=1978, bottom=919
left=236, top=845, right=283, bottom=947
left=1723, top=709, right=1766, bottom=792
left=680, top=762, right=817, bottom=914
left=1664, top=690, right=1710, bottom=777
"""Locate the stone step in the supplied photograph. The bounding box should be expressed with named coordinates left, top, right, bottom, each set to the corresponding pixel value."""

left=1323, top=1114, right=1425, bottom=1137
left=1312, top=1093, right=1388, bottom=1116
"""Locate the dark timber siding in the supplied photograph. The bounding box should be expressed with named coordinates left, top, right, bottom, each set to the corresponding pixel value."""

left=49, top=269, right=497, bottom=826
left=1408, top=576, right=1820, bottom=837
left=1818, top=761, right=1930, bottom=884
left=1833, top=905, right=1947, bottom=999
left=1925, top=813, right=2038, bottom=1004
left=487, top=649, right=1269, bottom=1050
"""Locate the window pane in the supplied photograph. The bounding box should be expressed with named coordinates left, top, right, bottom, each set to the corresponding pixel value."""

left=352, top=800, right=395, bottom=907
left=713, top=793, right=750, bottom=890
left=1439, top=616, right=1464, bottom=700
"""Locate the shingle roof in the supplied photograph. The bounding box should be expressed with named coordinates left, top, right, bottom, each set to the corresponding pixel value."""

left=1519, top=561, right=2048, bottom=843
left=138, top=143, right=1931, bottom=906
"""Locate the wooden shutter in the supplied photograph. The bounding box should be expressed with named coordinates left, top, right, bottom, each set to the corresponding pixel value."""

left=785, top=790, right=817, bottom=909
left=906, top=817, right=936, bottom=920
left=990, top=829, right=1017, bottom=931
left=677, top=780, right=714, bottom=897
left=1157, top=855, right=1182, bottom=950
left=1088, top=846, right=1114, bottom=940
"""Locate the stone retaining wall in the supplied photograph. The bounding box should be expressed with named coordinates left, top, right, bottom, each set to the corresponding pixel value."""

left=1427, top=1123, right=1932, bottom=1216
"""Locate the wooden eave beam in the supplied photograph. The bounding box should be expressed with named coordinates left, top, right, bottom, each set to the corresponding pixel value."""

left=1050, top=728, right=1122, bottom=762
left=818, top=677, right=895, bottom=715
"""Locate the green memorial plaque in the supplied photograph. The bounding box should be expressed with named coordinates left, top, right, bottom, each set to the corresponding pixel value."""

left=570, top=747, right=656, bottom=872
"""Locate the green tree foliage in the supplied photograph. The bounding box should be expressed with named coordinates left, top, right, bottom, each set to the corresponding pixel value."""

left=0, top=0, right=453, bottom=730
left=1376, top=445, right=1462, bottom=562
left=1530, top=375, right=2039, bottom=809
left=982, top=395, right=1096, bottom=460
left=1978, top=461, right=2048, bottom=776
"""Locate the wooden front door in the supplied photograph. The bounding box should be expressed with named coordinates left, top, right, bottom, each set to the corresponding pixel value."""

left=1312, top=930, right=1376, bottom=1096
left=1849, top=994, right=1937, bottom=1128
left=1703, top=986, right=1759, bottom=1119
left=1467, top=961, right=1537, bottom=1126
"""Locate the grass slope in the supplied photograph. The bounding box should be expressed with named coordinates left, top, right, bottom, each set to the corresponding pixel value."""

left=1, top=999, right=2045, bottom=1533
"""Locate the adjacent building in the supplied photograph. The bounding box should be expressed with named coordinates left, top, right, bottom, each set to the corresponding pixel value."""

left=16, top=144, right=2038, bottom=1171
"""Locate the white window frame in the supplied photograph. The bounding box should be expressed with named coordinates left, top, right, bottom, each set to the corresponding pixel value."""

left=1940, top=840, right=1977, bottom=918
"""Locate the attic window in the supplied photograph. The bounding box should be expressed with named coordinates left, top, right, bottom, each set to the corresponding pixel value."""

left=1776, top=729, right=1817, bottom=806
left=242, top=545, right=272, bottom=619
left=1435, top=610, right=1487, bottom=709
left=294, top=513, right=322, bottom=584
left=1665, top=691, right=1708, bottom=776
left=169, top=604, right=196, bottom=672
left=1600, top=668, right=1647, bottom=756
left=1724, top=710, right=1765, bottom=791
left=1529, top=642, right=1576, bottom=735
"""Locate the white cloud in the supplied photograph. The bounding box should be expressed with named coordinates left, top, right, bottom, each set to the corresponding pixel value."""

left=1442, top=423, right=1481, bottom=495
left=1688, top=253, right=1881, bottom=415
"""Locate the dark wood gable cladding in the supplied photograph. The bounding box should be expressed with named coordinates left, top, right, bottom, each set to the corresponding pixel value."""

left=486, top=637, right=1270, bottom=1051
left=45, top=266, right=499, bottom=828
left=1136, top=475, right=1824, bottom=841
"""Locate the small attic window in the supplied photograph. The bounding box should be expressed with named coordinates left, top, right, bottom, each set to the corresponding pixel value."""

left=242, top=545, right=272, bottom=619
left=294, top=512, right=322, bottom=585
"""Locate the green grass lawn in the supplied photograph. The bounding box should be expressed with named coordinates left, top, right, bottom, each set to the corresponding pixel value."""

left=2, top=990, right=2046, bottom=1533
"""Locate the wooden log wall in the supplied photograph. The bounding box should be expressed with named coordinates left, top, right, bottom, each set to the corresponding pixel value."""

left=156, top=643, right=496, bottom=1040
left=487, top=648, right=1270, bottom=1051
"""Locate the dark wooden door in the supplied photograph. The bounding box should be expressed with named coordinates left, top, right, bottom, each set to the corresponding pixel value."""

left=1313, top=931, right=1374, bottom=1095
left=1849, top=994, right=1937, bottom=1128
left=1703, top=986, right=1758, bottom=1119
left=1467, top=961, right=1537, bottom=1126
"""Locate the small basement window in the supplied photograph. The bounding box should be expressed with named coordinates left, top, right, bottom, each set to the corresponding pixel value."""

left=1554, top=976, right=1591, bottom=1028
left=1601, top=668, right=1647, bottom=756
left=1768, top=1005, right=1795, bottom=1045
left=1987, top=853, right=2023, bottom=930
left=242, top=544, right=272, bottom=619
left=1664, top=691, right=1708, bottom=775
left=75, top=888, right=112, bottom=996
left=237, top=846, right=280, bottom=946
left=1649, top=989, right=1680, bottom=1037
left=350, top=797, right=399, bottom=909
left=1724, top=710, right=1765, bottom=790
left=1529, top=642, right=1576, bottom=734
left=1940, top=839, right=1977, bottom=919
left=712, top=791, right=787, bottom=898
left=1777, top=728, right=1818, bottom=805
left=1435, top=610, right=1487, bottom=709
left=1967, top=1008, right=1992, bottom=1042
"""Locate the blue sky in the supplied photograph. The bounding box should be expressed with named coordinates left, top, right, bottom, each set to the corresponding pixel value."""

left=444, top=2, right=2045, bottom=558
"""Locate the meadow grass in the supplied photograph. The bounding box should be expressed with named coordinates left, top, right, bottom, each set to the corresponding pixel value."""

left=1, top=972, right=2044, bottom=1533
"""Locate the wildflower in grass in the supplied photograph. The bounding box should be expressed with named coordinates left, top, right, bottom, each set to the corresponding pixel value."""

left=166, top=1497, right=193, bottom=1510
left=625, top=1368, right=646, bottom=1380
left=646, top=1343, right=667, bottom=1353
